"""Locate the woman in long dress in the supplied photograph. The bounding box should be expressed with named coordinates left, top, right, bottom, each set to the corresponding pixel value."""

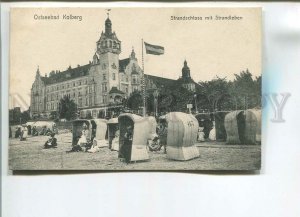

left=20, top=125, right=28, bottom=141
left=111, top=129, right=120, bottom=151
left=197, top=127, right=205, bottom=142
left=209, top=121, right=216, bottom=141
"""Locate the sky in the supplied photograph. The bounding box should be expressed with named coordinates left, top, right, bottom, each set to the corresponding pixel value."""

left=10, top=7, right=261, bottom=109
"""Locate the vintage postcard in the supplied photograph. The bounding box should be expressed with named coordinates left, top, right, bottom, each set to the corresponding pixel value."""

left=9, top=7, right=262, bottom=170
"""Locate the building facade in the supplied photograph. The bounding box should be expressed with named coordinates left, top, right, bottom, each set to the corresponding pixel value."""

left=30, top=16, right=197, bottom=118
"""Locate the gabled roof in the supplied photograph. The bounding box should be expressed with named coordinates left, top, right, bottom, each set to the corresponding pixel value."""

left=41, top=64, right=91, bottom=85
left=119, top=58, right=130, bottom=72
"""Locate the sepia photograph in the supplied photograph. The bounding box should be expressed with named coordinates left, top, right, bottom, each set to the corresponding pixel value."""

left=9, top=7, right=262, bottom=170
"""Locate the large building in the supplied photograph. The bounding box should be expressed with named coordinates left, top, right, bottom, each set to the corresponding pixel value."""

left=30, top=15, right=197, bottom=119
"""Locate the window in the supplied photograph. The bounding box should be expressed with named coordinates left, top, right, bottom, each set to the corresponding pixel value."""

left=89, top=97, right=93, bottom=106
left=73, top=82, right=75, bottom=87
left=102, top=83, right=107, bottom=92
left=103, top=74, right=106, bottom=80
left=112, top=73, right=116, bottom=80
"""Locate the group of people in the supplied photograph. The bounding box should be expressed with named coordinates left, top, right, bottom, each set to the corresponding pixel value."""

left=11, top=123, right=59, bottom=139
left=67, top=123, right=91, bottom=152
left=14, top=125, right=28, bottom=141
left=197, top=120, right=216, bottom=142
left=10, top=123, right=59, bottom=149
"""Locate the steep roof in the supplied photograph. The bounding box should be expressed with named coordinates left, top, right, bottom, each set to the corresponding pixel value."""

left=41, top=64, right=91, bottom=85
left=144, top=74, right=178, bottom=89
left=119, top=58, right=130, bottom=72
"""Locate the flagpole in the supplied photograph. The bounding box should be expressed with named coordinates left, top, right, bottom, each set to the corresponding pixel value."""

left=142, top=38, right=146, bottom=117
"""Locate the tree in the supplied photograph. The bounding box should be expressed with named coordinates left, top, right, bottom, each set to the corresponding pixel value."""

left=230, top=69, right=261, bottom=109
left=198, top=76, right=232, bottom=111
left=58, top=95, right=77, bottom=121
left=50, top=111, right=58, bottom=120
left=20, top=109, right=31, bottom=123
left=127, top=91, right=143, bottom=111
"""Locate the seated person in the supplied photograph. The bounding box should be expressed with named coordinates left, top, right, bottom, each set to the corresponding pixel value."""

left=32, top=126, right=39, bottom=136
left=40, top=127, right=47, bottom=135
left=44, top=133, right=57, bottom=149
left=148, top=133, right=160, bottom=152
left=45, top=128, right=52, bottom=136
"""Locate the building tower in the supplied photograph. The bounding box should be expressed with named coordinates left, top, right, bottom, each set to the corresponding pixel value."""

left=181, top=60, right=195, bottom=92
left=96, top=13, right=121, bottom=91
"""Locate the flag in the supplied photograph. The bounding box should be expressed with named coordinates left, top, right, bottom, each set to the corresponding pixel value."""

left=144, top=42, right=164, bottom=55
